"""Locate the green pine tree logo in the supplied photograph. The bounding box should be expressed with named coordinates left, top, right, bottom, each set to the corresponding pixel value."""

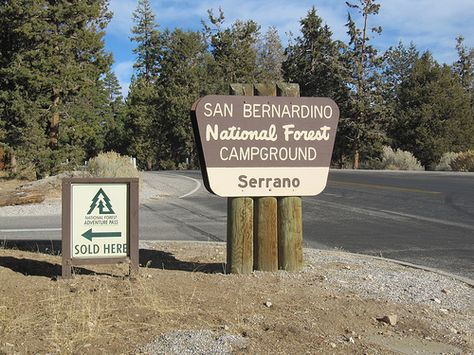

left=87, top=188, right=115, bottom=215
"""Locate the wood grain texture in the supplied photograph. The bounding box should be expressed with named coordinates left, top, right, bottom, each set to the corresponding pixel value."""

left=226, top=197, right=254, bottom=274
left=278, top=196, right=303, bottom=271
left=254, top=197, right=278, bottom=271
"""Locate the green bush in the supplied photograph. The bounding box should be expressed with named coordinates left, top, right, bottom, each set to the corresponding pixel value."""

left=381, top=146, right=424, bottom=171
left=86, top=152, right=140, bottom=178
left=435, top=152, right=460, bottom=171
left=449, top=150, right=474, bottom=172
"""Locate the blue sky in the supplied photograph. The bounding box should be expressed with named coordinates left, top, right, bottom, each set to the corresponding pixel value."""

left=104, top=0, right=474, bottom=96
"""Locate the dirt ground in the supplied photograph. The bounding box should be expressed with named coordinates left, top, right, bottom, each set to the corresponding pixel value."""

left=0, top=241, right=472, bottom=354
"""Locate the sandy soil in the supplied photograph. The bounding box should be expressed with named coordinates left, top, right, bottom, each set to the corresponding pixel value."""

left=0, top=241, right=472, bottom=354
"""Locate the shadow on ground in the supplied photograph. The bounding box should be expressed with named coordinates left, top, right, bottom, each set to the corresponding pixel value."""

left=0, top=240, right=225, bottom=277
left=139, top=249, right=225, bottom=274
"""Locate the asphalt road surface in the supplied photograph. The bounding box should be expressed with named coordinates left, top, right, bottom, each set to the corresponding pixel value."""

left=1, top=170, right=473, bottom=279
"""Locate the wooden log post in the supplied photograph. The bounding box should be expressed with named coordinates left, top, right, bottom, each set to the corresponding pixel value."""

left=278, top=196, right=303, bottom=271
left=226, top=197, right=254, bottom=274
left=226, top=84, right=254, bottom=274
left=276, top=83, right=304, bottom=271
left=253, top=83, right=278, bottom=271
left=254, top=197, right=278, bottom=271
left=226, top=82, right=303, bottom=273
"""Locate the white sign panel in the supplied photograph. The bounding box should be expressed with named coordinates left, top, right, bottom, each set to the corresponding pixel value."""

left=71, top=183, right=128, bottom=259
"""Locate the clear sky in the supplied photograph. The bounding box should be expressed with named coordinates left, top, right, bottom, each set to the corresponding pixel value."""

left=103, top=0, right=474, bottom=96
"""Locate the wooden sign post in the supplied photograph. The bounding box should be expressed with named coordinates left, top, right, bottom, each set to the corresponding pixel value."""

left=61, top=178, right=139, bottom=279
left=191, top=84, right=339, bottom=274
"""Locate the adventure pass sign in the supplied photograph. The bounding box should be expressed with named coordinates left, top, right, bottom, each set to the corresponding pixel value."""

left=192, top=95, right=340, bottom=197
left=61, top=178, right=139, bottom=278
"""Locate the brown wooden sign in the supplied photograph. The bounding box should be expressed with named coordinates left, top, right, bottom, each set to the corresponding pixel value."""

left=61, top=178, right=139, bottom=278
left=192, top=95, right=340, bottom=197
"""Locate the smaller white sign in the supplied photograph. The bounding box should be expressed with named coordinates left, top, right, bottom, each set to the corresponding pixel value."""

left=71, top=184, right=128, bottom=259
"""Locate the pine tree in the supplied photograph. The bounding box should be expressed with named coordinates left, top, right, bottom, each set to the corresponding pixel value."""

left=130, top=0, right=161, bottom=82
left=103, top=71, right=127, bottom=154
left=204, top=9, right=260, bottom=86
left=257, top=27, right=285, bottom=82
left=0, top=0, right=113, bottom=178
left=127, top=0, right=161, bottom=169
left=393, top=52, right=474, bottom=168
left=343, top=0, right=386, bottom=168
left=155, top=29, right=215, bottom=168
left=453, top=35, right=474, bottom=109
left=382, top=41, right=419, bottom=101
left=126, top=76, right=158, bottom=170
left=283, top=7, right=349, bottom=99
left=381, top=41, right=419, bottom=147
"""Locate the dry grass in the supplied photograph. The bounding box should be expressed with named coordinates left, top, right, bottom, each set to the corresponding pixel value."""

left=0, top=243, right=472, bottom=354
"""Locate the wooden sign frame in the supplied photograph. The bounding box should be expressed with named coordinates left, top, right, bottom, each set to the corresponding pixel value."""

left=61, top=178, right=139, bottom=279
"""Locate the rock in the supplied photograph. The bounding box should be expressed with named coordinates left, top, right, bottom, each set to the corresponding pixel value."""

left=441, top=288, right=450, bottom=295
left=329, top=342, right=336, bottom=348
left=448, top=327, right=458, bottom=334
left=343, top=265, right=351, bottom=270
left=440, top=308, right=449, bottom=314
left=377, top=315, right=398, bottom=326
left=347, top=336, right=355, bottom=344
left=431, top=297, right=441, bottom=304
left=264, top=301, right=273, bottom=308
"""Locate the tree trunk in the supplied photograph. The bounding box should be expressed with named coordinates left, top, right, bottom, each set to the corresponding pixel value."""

left=146, top=159, right=153, bottom=171
left=353, top=149, right=360, bottom=169
left=50, top=94, right=60, bottom=148
left=10, top=153, right=17, bottom=174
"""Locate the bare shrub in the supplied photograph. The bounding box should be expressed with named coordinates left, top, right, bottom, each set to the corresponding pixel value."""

left=435, top=152, right=460, bottom=171
left=381, top=146, right=424, bottom=171
left=86, top=152, right=140, bottom=178
left=449, top=150, right=474, bottom=172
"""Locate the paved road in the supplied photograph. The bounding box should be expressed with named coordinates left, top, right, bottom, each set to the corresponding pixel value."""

left=305, top=170, right=474, bottom=279
left=1, top=170, right=473, bottom=279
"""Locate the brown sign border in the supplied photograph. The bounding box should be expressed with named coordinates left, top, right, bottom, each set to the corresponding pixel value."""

left=61, top=178, right=139, bottom=279
left=191, top=95, right=340, bottom=197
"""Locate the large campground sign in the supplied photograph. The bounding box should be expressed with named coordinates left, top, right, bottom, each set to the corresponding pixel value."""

left=61, top=178, right=139, bottom=278
left=192, top=95, right=340, bottom=197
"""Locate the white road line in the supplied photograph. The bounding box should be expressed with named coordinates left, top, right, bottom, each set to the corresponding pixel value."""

left=178, top=175, right=202, bottom=198
left=380, top=210, right=474, bottom=231
left=0, top=228, right=61, bottom=233
left=155, top=172, right=203, bottom=199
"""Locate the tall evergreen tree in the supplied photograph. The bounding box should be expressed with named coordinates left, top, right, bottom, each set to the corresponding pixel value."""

left=381, top=41, right=419, bottom=147
left=343, top=0, right=386, bottom=168
left=0, top=0, right=112, bottom=177
left=103, top=71, right=127, bottom=154
left=283, top=7, right=349, bottom=99
left=453, top=35, right=474, bottom=109
left=393, top=52, right=474, bottom=168
left=382, top=41, right=419, bottom=101
left=155, top=29, right=214, bottom=168
left=256, top=26, right=285, bottom=82
left=126, top=76, right=157, bottom=170
left=127, top=0, right=161, bottom=169
left=130, top=0, right=161, bottom=82
left=204, top=9, right=260, bottom=86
